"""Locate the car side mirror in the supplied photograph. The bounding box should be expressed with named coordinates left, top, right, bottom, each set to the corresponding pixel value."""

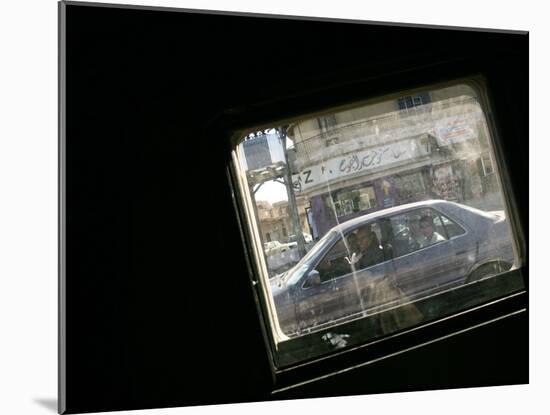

left=306, top=270, right=321, bottom=287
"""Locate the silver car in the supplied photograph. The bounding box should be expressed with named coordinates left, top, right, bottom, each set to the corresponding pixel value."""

left=270, top=200, right=516, bottom=336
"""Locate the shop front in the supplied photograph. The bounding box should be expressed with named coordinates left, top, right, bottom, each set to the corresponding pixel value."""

left=303, top=152, right=500, bottom=240
left=307, top=166, right=435, bottom=238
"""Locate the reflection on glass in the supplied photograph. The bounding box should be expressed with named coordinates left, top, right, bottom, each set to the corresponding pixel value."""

left=236, top=82, right=521, bottom=344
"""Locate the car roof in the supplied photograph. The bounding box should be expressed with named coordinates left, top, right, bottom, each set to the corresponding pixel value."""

left=328, top=199, right=456, bottom=233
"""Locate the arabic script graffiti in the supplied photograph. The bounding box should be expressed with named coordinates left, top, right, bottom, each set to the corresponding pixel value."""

left=338, top=147, right=392, bottom=174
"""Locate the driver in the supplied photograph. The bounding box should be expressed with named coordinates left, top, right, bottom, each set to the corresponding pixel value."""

left=355, top=227, right=384, bottom=269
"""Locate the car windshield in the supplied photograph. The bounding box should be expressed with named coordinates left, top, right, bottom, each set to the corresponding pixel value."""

left=285, top=230, right=337, bottom=285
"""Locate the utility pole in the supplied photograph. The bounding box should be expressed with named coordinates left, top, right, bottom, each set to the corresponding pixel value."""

left=278, top=127, right=307, bottom=257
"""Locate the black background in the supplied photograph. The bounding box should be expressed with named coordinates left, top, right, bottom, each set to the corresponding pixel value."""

left=62, top=2, right=528, bottom=413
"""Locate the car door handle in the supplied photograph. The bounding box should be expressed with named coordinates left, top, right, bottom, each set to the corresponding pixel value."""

left=455, top=250, right=467, bottom=255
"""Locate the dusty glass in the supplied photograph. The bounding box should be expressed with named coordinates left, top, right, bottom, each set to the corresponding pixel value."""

left=233, top=81, right=523, bottom=362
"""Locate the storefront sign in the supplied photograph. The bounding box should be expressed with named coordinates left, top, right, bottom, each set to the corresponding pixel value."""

left=292, top=138, right=418, bottom=193
left=435, top=114, right=478, bottom=146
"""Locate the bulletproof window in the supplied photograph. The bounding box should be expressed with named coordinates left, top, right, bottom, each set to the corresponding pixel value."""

left=231, top=79, right=524, bottom=368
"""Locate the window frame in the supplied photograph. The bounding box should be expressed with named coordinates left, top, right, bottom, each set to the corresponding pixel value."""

left=227, top=75, right=526, bottom=377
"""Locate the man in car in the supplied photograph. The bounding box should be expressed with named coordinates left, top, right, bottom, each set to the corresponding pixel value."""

left=407, top=216, right=423, bottom=250
left=355, top=227, right=384, bottom=269
left=419, top=215, right=445, bottom=247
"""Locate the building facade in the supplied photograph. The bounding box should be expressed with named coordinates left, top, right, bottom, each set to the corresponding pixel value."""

left=256, top=199, right=310, bottom=244
left=287, top=84, right=501, bottom=239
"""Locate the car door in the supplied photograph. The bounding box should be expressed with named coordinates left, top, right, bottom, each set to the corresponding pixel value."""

left=296, top=224, right=396, bottom=330
left=344, top=221, right=400, bottom=313
left=390, top=208, right=458, bottom=297
left=295, top=235, right=352, bottom=330
left=437, top=211, right=476, bottom=282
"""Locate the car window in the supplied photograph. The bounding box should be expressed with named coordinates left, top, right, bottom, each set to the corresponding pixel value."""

left=389, top=208, right=448, bottom=257
left=440, top=214, right=466, bottom=238
left=346, top=222, right=386, bottom=269
left=233, top=80, right=523, bottom=367
left=314, top=236, right=352, bottom=283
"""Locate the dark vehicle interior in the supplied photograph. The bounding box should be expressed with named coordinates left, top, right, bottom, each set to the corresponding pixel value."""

left=60, top=2, right=527, bottom=413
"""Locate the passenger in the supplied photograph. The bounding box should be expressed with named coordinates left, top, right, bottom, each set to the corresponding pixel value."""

left=419, top=215, right=445, bottom=247
left=407, top=217, right=423, bottom=250
left=355, top=227, right=384, bottom=269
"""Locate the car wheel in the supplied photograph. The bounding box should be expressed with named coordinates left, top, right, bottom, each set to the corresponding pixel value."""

left=467, top=260, right=512, bottom=283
